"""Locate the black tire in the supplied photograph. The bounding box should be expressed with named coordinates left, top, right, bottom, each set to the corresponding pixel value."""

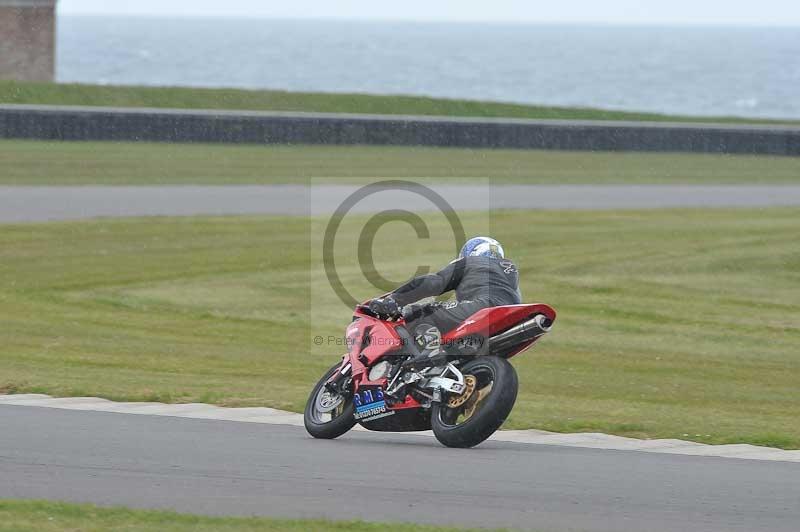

left=431, top=356, right=518, bottom=448
left=304, top=363, right=357, bottom=439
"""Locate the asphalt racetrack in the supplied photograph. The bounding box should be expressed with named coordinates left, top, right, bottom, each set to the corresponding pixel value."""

left=1, top=405, right=798, bottom=532
left=3, top=185, right=800, bottom=222
left=3, top=184, right=800, bottom=531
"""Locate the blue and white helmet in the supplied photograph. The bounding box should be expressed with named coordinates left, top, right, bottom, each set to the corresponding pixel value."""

left=459, top=236, right=505, bottom=259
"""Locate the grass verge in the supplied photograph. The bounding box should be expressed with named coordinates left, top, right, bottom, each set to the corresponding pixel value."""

left=0, top=500, right=499, bottom=532
left=2, top=80, right=796, bottom=125
left=1, top=209, right=798, bottom=448
left=2, top=140, right=800, bottom=185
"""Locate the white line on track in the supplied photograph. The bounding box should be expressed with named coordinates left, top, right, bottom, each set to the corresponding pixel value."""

left=2, top=394, right=798, bottom=462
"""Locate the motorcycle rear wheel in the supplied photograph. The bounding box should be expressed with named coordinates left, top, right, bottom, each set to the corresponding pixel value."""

left=304, top=363, right=357, bottom=439
left=431, top=356, right=518, bottom=448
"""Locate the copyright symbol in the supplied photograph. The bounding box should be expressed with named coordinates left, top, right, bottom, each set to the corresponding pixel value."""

left=313, top=336, right=324, bottom=346
left=322, top=180, right=466, bottom=309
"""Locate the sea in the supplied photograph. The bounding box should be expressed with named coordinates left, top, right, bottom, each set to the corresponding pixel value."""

left=56, top=17, right=800, bottom=119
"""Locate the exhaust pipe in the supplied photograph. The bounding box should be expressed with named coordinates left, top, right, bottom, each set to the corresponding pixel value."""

left=489, top=314, right=552, bottom=350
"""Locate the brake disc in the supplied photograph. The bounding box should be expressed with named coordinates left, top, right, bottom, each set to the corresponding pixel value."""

left=462, top=381, right=493, bottom=420
left=316, top=389, right=344, bottom=413
left=447, top=374, right=477, bottom=408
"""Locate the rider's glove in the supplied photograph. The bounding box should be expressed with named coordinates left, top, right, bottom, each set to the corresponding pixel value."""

left=369, top=297, right=401, bottom=319
left=402, top=303, right=424, bottom=322
left=402, top=302, right=443, bottom=323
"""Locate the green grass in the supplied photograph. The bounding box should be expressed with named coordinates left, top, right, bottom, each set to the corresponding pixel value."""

left=0, top=500, right=502, bottom=532
left=3, top=80, right=796, bottom=125
left=1, top=209, right=798, bottom=448
left=2, top=140, right=800, bottom=185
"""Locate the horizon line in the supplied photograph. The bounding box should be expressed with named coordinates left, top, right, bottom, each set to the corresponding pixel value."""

left=55, top=13, right=800, bottom=29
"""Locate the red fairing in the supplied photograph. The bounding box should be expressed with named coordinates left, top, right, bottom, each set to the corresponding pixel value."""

left=343, top=312, right=405, bottom=384
left=379, top=393, right=423, bottom=411
left=346, top=312, right=421, bottom=409
left=350, top=313, right=405, bottom=366
left=443, top=304, right=556, bottom=343
left=442, top=304, right=556, bottom=358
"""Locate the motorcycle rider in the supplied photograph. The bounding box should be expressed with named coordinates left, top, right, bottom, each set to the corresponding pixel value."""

left=368, top=236, right=521, bottom=367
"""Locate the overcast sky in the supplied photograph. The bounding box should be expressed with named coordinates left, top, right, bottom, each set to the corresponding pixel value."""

left=58, top=0, right=800, bottom=26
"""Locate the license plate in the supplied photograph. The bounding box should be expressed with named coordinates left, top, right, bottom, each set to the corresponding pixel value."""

left=353, top=387, right=394, bottom=422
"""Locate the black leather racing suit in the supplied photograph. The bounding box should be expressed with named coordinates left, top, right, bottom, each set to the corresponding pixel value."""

left=390, top=256, right=522, bottom=334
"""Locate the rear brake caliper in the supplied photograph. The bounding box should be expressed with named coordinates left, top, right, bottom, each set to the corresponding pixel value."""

left=447, top=374, right=477, bottom=408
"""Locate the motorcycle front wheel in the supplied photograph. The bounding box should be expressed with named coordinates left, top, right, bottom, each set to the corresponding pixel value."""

left=304, top=363, right=357, bottom=439
left=431, top=356, right=518, bottom=448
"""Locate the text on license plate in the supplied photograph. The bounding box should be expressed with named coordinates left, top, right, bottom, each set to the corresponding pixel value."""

left=353, top=387, right=394, bottom=421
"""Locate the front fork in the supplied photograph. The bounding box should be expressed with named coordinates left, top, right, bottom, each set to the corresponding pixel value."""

left=325, top=357, right=352, bottom=395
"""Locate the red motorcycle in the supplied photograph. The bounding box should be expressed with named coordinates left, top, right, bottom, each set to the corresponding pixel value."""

left=304, top=300, right=556, bottom=448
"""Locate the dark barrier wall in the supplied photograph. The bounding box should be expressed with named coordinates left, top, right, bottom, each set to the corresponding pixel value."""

left=1, top=104, right=799, bottom=155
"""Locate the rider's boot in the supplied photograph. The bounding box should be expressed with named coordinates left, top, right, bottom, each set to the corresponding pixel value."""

left=404, top=324, right=446, bottom=368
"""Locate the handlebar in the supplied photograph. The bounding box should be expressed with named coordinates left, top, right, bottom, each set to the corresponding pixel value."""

left=355, top=303, right=403, bottom=322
